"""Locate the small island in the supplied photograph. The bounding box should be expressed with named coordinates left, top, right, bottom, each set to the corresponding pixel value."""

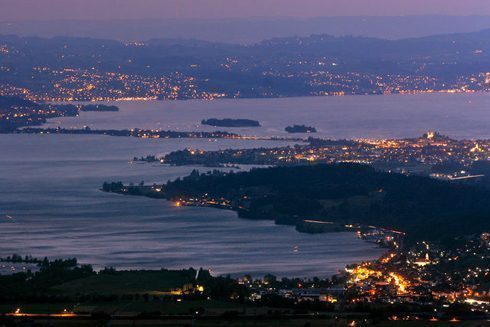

left=201, top=118, right=261, bottom=127
left=80, top=104, right=119, bottom=112
left=285, top=125, right=317, bottom=133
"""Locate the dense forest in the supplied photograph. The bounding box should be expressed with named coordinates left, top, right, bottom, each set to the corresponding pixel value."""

left=162, top=164, right=490, bottom=244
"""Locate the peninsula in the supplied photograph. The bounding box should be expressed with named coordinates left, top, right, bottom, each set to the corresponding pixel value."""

left=102, top=163, right=490, bottom=245
left=17, top=127, right=242, bottom=139
left=0, top=96, right=120, bottom=132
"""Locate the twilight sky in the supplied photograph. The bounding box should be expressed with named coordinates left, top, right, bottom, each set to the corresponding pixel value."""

left=2, top=0, right=490, bottom=21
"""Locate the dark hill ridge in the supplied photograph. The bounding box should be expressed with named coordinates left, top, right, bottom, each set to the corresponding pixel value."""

left=155, top=164, right=490, bottom=244
left=6, top=29, right=490, bottom=61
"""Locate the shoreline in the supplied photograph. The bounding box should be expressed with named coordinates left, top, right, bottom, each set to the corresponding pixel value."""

left=101, top=185, right=391, bottom=276
left=29, top=88, right=490, bottom=103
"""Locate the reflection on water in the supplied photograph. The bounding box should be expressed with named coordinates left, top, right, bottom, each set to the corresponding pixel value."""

left=0, top=134, right=384, bottom=277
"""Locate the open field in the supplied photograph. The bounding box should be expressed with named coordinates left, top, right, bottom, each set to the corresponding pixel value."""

left=52, top=270, right=195, bottom=295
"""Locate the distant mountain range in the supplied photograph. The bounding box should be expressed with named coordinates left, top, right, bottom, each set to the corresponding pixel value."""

left=2, top=16, right=490, bottom=44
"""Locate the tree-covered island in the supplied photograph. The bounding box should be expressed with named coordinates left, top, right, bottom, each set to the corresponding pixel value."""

left=79, top=104, right=119, bottom=112
left=201, top=118, right=261, bottom=127
left=285, top=125, right=317, bottom=133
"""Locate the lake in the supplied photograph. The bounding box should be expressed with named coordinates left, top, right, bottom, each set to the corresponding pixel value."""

left=52, top=92, right=490, bottom=139
left=4, top=93, right=488, bottom=277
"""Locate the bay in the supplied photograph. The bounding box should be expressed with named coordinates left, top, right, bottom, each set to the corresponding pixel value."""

left=6, top=92, right=485, bottom=277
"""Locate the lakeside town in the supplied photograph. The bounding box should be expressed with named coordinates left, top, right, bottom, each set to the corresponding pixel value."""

left=2, top=31, right=490, bottom=102
left=144, top=131, right=490, bottom=181
left=2, top=64, right=486, bottom=103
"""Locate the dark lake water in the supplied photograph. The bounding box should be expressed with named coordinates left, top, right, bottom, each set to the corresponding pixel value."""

left=4, top=93, right=488, bottom=277
left=53, top=92, right=490, bottom=139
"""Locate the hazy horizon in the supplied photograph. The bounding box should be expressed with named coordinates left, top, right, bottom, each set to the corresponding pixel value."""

left=3, top=0, right=490, bottom=21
